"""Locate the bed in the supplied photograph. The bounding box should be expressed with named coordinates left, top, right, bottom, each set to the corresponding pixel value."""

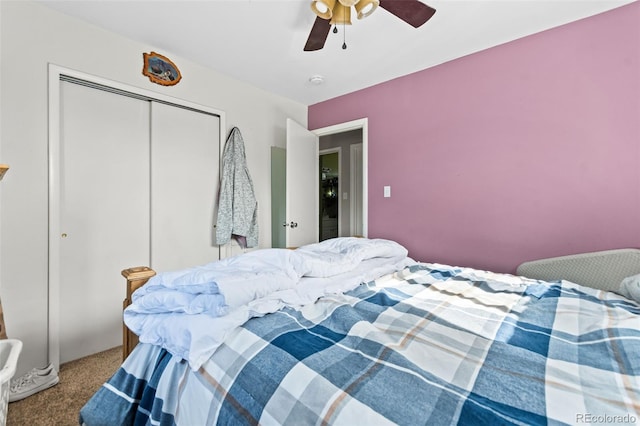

left=79, top=238, right=640, bottom=425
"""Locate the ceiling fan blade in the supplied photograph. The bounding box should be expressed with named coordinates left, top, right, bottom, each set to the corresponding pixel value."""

left=304, top=16, right=332, bottom=51
left=379, top=0, right=436, bottom=28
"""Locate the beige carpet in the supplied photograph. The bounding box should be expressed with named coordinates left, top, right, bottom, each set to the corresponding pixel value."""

left=7, top=346, right=122, bottom=426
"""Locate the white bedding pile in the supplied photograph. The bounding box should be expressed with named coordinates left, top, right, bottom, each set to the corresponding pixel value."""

left=124, top=237, right=412, bottom=369
left=619, top=273, right=640, bottom=302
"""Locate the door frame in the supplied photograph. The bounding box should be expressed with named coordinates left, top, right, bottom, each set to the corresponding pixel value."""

left=312, top=118, right=368, bottom=238
left=47, top=64, right=226, bottom=369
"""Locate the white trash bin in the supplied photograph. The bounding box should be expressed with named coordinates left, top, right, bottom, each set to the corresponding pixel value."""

left=0, top=339, right=22, bottom=426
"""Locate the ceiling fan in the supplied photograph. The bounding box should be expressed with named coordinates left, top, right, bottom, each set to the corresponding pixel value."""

left=304, top=0, right=436, bottom=51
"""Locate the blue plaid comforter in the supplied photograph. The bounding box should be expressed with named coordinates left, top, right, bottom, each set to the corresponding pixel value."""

left=80, top=264, right=640, bottom=425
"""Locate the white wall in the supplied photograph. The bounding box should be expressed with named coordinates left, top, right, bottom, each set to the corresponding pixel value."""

left=0, top=0, right=307, bottom=374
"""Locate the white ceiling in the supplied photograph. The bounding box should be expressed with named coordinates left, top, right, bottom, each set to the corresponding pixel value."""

left=37, top=0, right=635, bottom=105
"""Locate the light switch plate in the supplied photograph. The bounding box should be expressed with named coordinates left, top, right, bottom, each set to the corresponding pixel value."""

left=384, top=186, right=391, bottom=198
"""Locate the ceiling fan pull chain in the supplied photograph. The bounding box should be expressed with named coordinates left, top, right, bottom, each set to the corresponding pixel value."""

left=342, top=21, right=347, bottom=49
left=333, top=25, right=338, bottom=34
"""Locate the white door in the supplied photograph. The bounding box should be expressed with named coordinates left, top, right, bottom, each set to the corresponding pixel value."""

left=151, top=103, right=221, bottom=271
left=286, top=119, right=319, bottom=248
left=59, top=82, right=150, bottom=363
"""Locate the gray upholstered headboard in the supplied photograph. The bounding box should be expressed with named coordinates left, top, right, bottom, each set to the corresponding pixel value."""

left=516, top=248, right=640, bottom=293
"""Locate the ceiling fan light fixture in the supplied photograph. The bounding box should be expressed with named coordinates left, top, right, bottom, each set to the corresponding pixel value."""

left=311, top=0, right=336, bottom=20
left=338, top=0, right=360, bottom=6
left=330, top=3, right=352, bottom=25
left=354, top=0, right=379, bottom=19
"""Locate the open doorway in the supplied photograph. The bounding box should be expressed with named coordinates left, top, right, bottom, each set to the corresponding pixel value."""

left=318, top=128, right=363, bottom=239
left=270, top=118, right=368, bottom=248
left=319, top=148, right=340, bottom=241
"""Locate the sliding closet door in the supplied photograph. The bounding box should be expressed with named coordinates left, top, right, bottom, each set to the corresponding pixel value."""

left=59, top=82, right=150, bottom=363
left=150, top=103, right=221, bottom=272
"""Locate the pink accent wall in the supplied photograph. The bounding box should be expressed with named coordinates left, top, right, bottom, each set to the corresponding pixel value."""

left=309, top=2, right=640, bottom=273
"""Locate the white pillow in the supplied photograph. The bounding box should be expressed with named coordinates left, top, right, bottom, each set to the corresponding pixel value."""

left=618, top=273, right=640, bottom=303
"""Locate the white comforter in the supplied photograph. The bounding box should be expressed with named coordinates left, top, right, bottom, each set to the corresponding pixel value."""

left=124, top=238, right=412, bottom=369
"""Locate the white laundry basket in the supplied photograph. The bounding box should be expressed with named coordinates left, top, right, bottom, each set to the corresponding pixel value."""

left=0, top=339, right=22, bottom=426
